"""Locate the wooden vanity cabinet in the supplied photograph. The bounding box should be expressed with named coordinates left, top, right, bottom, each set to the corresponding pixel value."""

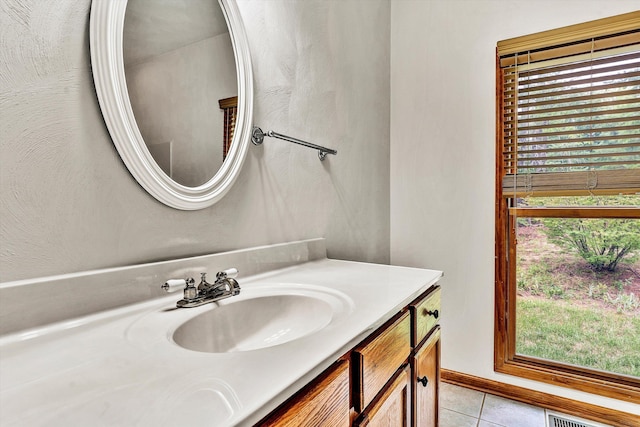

left=257, top=359, right=350, bottom=427
left=257, top=283, right=441, bottom=427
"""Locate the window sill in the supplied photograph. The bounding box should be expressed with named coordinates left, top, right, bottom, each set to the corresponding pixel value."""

left=495, top=354, right=640, bottom=403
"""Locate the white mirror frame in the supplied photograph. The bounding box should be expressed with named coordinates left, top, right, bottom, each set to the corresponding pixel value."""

left=90, top=0, right=253, bottom=210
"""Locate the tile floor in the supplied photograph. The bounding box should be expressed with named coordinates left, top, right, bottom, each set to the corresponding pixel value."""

left=439, top=383, right=569, bottom=427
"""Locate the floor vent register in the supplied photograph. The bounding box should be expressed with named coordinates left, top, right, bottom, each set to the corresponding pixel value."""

left=548, top=413, right=609, bottom=427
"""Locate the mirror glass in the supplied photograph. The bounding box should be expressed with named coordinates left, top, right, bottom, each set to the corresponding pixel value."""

left=123, top=0, right=237, bottom=187
left=90, top=0, right=253, bottom=210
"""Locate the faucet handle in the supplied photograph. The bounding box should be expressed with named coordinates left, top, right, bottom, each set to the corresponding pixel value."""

left=216, top=268, right=238, bottom=280
left=162, top=278, right=194, bottom=293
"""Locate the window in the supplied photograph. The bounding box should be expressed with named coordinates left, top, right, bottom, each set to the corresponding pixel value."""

left=495, top=12, right=640, bottom=402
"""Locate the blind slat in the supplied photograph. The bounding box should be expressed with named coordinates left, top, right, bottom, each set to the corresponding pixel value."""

left=515, top=159, right=640, bottom=170
left=502, top=172, right=640, bottom=197
left=511, top=98, right=639, bottom=117
left=508, top=142, right=640, bottom=156
left=516, top=88, right=639, bottom=108
left=516, top=133, right=640, bottom=146
left=511, top=113, right=640, bottom=131
left=518, top=124, right=640, bottom=138
left=507, top=106, right=640, bottom=125
left=518, top=79, right=640, bottom=102
left=511, top=70, right=640, bottom=97
left=518, top=150, right=639, bottom=162
left=515, top=51, right=640, bottom=80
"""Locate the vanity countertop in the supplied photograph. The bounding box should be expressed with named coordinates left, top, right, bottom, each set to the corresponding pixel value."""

left=0, top=257, right=442, bottom=426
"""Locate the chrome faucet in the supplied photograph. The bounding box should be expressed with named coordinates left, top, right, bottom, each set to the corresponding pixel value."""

left=162, top=268, right=241, bottom=308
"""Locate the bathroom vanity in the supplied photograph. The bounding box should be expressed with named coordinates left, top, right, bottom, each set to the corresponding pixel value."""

left=0, top=239, right=442, bottom=426
left=259, top=284, right=441, bottom=426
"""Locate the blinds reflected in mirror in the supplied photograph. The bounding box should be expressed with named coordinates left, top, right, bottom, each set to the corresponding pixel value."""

left=219, top=96, right=238, bottom=161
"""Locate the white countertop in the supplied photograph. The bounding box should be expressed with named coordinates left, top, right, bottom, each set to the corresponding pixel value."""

left=0, top=258, right=442, bottom=426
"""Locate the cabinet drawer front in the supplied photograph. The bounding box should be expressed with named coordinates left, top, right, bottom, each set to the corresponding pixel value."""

left=258, top=359, right=350, bottom=427
left=353, top=364, right=411, bottom=427
left=354, top=311, right=411, bottom=411
left=410, top=286, right=441, bottom=347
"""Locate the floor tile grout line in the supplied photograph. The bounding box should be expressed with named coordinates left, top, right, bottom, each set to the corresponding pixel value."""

left=440, top=384, right=489, bottom=424
left=479, top=392, right=487, bottom=421
left=441, top=406, right=483, bottom=419
left=448, top=385, right=547, bottom=427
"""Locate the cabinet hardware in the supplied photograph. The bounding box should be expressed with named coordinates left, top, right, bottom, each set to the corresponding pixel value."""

left=422, top=309, right=439, bottom=319
left=417, top=376, right=429, bottom=387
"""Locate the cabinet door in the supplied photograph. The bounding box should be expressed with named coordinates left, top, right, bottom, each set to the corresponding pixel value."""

left=258, top=359, right=350, bottom=427
left=413, top=327, right=441, bottom=427
left=354, top=364, right=411, bottom=427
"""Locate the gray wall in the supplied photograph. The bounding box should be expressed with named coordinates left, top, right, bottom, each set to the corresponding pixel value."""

left=126, top=33, right=237, bottom=187
left=0, top=0, right=390, bottom=282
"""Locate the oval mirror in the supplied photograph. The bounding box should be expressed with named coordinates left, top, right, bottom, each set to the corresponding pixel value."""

left=90, top=0, right=253, bottom=210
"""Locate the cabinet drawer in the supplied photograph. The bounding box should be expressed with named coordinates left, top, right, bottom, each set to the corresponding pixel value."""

left=258, top=359, right=350, bottom=427
left=353, top=311, right=411, bottom=412
left=410, top=286, right=441, bottom=347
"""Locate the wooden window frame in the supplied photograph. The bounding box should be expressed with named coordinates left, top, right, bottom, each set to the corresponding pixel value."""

left=494, top=12, right=640, bottom=404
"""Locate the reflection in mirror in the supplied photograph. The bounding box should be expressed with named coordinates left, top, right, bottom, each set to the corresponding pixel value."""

left=123, top=0, right=237, bottom=187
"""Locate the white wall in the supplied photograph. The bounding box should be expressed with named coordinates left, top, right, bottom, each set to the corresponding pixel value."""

left=0, top=0, right=390, bottom=282
left=390, top=0, right=639, bottom=414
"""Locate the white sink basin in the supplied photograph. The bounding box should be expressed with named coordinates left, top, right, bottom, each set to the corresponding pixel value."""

left=171, top=284, right=354, bottom=353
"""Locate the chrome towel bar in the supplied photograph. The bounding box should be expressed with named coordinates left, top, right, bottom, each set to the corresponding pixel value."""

left=251, top=127, right=337, bottom=161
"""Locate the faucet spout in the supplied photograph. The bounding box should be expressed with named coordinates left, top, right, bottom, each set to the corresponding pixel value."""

left=205, top=277, right=240, bottom=299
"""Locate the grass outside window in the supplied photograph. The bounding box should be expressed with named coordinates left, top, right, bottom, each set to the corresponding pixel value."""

left=514, top=211, right=640, bottom=378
